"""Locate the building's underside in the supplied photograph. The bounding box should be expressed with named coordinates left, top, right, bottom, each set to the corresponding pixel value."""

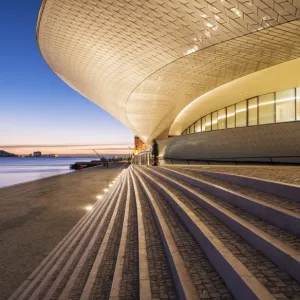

left=37, top=0, right=300, bottom=144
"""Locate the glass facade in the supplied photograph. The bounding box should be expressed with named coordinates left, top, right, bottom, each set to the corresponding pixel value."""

left=248, top=97, right=258, bottom=126
left=276, top=89, right=295, bottom=123
left=190, top=123, right=195, bottom=134
left=195, top=119, right=201, bottom=132
left=205, top=114, right=212, bottom=131
left=297, top=88, right=300, bottom=121
left=201, top=117, right=206, bottom=132
left=236, top=101, right=247, bottom=127
left=183, top=87, right=300, bottom=135
left=218, top=108, right=226, bottom=129
left=226, top=105, right=235, bottom=128
left=259, top=93, right=275, bottom=125
left=212, top=111, right=218, bottom=130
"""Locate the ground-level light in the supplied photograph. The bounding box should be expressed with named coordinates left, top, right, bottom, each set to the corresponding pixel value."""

left=85, top=205, right=93, bottom=211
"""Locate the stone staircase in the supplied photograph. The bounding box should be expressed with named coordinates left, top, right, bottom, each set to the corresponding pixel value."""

left=9, top=166, right=300, bottom=299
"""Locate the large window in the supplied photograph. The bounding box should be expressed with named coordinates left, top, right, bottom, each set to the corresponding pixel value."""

left=190, top=123, right=195, bottom=134
left=182, top=87, right=300, bottom=135
left=248, top=97, right=257, bottom=126
left=201, top=117, right=206, bottom=132
left=227, top=105, right=235, bottom=128
left=276, top=89, right=295, bottom=123
left=212, top=111, right=218, bottom=130
left=236, top=100, right=247, bottom=127
left=259, top=93, right=275, bottom=125
left=218, top=108, right=226, bottom=129
left=205, top=114, right=212, bottom=131
left=297, top=88, right=300, bottom=121
left=195, top=119, right=201, bottom=132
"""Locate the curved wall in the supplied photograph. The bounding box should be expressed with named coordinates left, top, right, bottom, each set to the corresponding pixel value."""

left=159, top=122, right=300, bottom=163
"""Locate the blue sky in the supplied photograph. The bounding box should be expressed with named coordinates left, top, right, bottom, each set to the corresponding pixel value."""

left=0, top=0, right=134, bottom=155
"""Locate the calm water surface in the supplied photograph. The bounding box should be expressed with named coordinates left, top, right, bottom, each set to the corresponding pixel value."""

left=0, top=157, right=97, bottom=188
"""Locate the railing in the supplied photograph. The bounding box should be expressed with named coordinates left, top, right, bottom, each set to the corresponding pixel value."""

left=132, top=151, right=153, bottom=166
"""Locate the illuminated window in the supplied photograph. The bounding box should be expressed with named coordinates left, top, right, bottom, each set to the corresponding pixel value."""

left=201, top=117, right=206, bottom=131
left=182, top=87, right=300, bottom=135
left=205, top=114, right=212, bottom=131
left=259, top=93, right=275, bottom=125
left=276, top=89, right=295, bottom=123
left=248, top=97, right=258, bottom=126
left=297, top=88, right=300, bottom=121
left=236, top=101, right=247, bottom=127
left=190, top=124, right=195, bottom=134
left=195, top=119, right=201, bottom=132
left=218, top=108, right=226, bottom=129
left=227, top=105, right=235, bottom=128
left=212, top=111, right=218, bottom=130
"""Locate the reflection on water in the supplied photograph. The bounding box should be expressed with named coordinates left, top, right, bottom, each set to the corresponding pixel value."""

left=0, top=157, right=96, bottom=188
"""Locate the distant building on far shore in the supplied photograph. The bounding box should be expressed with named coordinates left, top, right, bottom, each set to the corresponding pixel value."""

left=33, top=151, right=42, bottom=157
left=0, top=150, right=17, bottom=157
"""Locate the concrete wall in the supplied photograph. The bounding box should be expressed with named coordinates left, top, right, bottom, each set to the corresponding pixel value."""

left=158, top=122, right=300, bottom=163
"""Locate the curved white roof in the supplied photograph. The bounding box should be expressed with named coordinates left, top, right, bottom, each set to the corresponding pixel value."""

left=37, top=0, right=300, bottom=143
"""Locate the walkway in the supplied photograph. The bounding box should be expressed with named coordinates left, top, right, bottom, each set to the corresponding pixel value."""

left=8, top=165, right=300, bottom=299
left=0, top=164, right=126, bottom=300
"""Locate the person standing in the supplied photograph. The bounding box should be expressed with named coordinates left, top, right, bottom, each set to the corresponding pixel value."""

left=152, top=139, right=159, bottom=166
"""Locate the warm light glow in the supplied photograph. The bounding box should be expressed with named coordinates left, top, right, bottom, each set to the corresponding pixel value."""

left=230, top=8, right=242, bottom=17
left=109, top=184, right=113, bottom=187
left=97, top=195, right=103, bottom=200
left=236, top=108, right=247, bottom=113
left=103, top=188, right=108, bottom=192
left=85, top=205, right=93, bottom=211
left=227, top=113, right=236, bottom=118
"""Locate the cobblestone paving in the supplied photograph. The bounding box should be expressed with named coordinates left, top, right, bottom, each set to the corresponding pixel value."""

left=135, top=173, right=178, bottom=300
left=64, top=197, right=120, bottom=299
left=140, top=172, right=233, bottom=300
left=26, top=198, right=116, bottom=300
left=90, top=191, right=127, bottom=300
left=148, top=170, right=300, bottom=299
left=182, top=165, right=300, bottom=186
left=156, top=168, right=300, bottom=252
left=119, top=179, right=139, bottom=300
left=171, top=167, right=300, bottom=214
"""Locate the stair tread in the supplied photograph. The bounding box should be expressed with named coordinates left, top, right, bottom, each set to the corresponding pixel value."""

left=180, top=166, right=300, bottom=186
left=157, top=167, right=300, bottom=252
left=138, top=170, right=234, bottom=299
left=144, top=168, right=300, bottom=298
left=133, top=173, right=178, bottom=300
left=171, top=167, right=300, bottom=214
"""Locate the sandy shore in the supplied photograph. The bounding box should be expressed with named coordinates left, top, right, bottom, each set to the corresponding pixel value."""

left=0, top=163, right=127, bottom=299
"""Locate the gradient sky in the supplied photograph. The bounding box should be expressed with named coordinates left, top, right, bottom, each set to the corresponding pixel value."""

left=0, top=0, right=134, bottom=156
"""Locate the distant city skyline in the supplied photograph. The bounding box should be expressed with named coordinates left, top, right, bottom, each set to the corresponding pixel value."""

left=1, top=143, right=135, bottom=156
left=0, top=1, right=134, bottom=155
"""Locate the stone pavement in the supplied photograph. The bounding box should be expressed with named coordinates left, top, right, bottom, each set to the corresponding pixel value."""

left=6, top=164, right=300, bottom=299
left=0, top=163, right=125, bottom=300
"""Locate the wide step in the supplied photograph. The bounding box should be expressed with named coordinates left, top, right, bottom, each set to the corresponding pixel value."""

left=136, top=166, right=300, bottom=299
left=9, top=166, right=300, bottom=299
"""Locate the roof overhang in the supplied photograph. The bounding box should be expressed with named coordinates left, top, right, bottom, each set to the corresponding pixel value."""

left=37, top=0, right=300, bottom=143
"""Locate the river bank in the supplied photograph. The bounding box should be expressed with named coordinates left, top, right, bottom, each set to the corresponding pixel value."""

left=0, top=163, right=127, bottom=299
left=0, top=157, right=98, bottom=188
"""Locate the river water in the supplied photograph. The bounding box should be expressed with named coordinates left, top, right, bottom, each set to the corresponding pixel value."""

left=0, top=157, right=97, bottom=188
